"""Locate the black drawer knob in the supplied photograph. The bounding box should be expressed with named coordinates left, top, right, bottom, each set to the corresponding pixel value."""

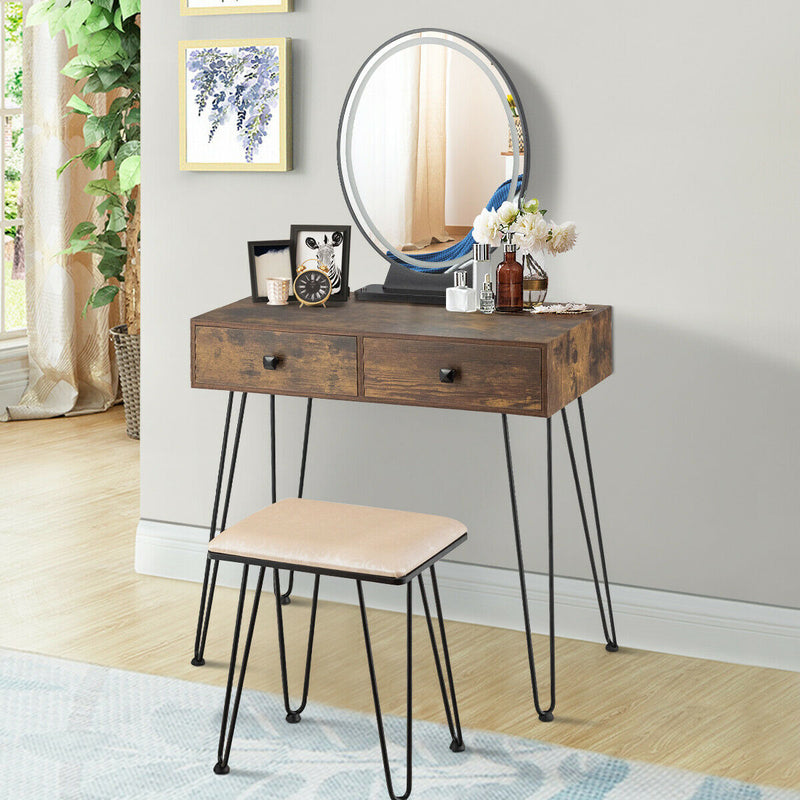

left=263, top=355, right=281, bottom=371
left=439, top=368, right=457, bottom=384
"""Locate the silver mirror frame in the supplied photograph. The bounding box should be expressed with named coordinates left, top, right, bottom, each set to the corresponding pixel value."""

left=337, top=29, right=530, bottom=273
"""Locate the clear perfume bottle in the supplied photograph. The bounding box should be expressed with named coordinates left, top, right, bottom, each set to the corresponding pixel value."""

left=479, top=272, right=495, bottom=314
left=446, top=269, right=477, bottom=312
left=472, top=243, right=492, bottom=301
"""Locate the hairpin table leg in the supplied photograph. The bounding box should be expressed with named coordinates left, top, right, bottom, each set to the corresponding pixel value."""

left=502, top=413, right=556, bottom=722
left=561, top=397, right=618, bottom=651
left=277, top=397, right=314, bottom=606
left=192, top=392, right=248, bottom=667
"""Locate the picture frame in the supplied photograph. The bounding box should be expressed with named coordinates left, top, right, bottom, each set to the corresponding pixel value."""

left=180, top=0, right=292, bottom=15
left=290, top=225, right=351, bottom=303
left=179, top=38, right=292, bottom=172
left=248, top=240, right=293, bottom=302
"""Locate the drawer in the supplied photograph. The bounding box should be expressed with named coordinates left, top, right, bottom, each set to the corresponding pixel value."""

left=363, top=337, right=542, bottom=414
left=193, top=326, right=358, bottom=397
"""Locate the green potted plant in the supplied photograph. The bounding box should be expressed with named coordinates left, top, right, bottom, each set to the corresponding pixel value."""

left=28, top=0, right=141, bottom=436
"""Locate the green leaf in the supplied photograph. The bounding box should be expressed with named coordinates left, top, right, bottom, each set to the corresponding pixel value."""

left=67, top=93, right=94, bottom=115
left=85, top=177, right=120, bottom=197
left=90, top=285, right=119, bottom=308
left=83, top=115, right=104, bottom=146
left=106, top=206, right=127, bottom=233
left=47, top=7, right=69, bottom=38
left=63, top=0, right=92, bottom=39
left=126, top=107, right=140, bottom=126
left=85, top=28, right=121, bottom=62
left=26, top=1, right=56, bottom=28
left=98, top=231, right=123, bottom=249
left=97, top=65, right=124, bottom=90
left=96, top=251, right=125, bottom=279
left=118, top=155, right=140, bottom=193
left=56, top=154, right=80, bottom=179
left=115, top=140, right=140, bottom=165
left=84, top=4, right=111, bottom=33
left=61, top=55, right=96, bottom=79
left=119, top=0, right=140, bottom=21
left=70, top=221, right=97, bottom=242
left=113, top=7, right=123, bottom=31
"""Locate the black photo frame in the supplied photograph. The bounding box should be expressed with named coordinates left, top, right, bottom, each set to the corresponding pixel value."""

left=248, top=239, right=293, bottom=302
left=289, top=224, right=351, bottom=303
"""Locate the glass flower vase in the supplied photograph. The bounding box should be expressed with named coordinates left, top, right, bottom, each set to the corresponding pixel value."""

left=522, top=255, right=548, bottom=309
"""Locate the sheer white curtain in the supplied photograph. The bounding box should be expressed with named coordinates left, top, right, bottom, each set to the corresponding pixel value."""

left=3, top=1, right=117, bottom=421
left=351, top=42, right=451, bottom=252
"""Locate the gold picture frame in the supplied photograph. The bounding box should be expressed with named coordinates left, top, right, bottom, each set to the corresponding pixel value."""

left=179, top=38, right=292, bottom=172
left=180, top=0, right=292, bottom=15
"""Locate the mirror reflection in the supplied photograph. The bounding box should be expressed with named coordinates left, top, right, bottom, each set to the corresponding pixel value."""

left=339, top=30, right=528, bottom=276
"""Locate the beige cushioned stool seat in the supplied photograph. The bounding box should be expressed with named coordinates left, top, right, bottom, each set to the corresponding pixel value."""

left=209, top=498, right=467, bottom=582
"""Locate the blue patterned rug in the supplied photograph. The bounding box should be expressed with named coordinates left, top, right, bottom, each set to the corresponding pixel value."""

left=1, top=649, right=797, bottom=800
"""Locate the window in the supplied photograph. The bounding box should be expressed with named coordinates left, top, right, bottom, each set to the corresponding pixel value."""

left=1, top=0, right=23, bottom=339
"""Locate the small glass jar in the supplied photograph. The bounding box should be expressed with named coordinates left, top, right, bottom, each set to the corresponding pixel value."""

left=522, top=255, right=548, bottom=309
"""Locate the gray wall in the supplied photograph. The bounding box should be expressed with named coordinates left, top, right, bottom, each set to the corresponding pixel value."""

left=141, top=0, right=800, bottom=609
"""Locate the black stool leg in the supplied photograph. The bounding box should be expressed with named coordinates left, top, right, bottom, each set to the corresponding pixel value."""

left=274, top=569, right=320, bottom=723
left=214, top=563, right=265, bottom=775
left=502, top=413, right=556, bottom=722
left=562, top=399, right=619, bottom=651
left=193, top=392, right=248, bottom=667
left=357, top=580, right=413, bottom=800
left=418, top=567, right=464, bottom=752
left=278, top=397, right=314, bottom=606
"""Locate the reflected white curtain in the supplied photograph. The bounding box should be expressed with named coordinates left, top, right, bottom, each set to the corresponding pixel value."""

left=3, top=1, right=118, bottom=421
left=351, top=42, right=451, bottom=252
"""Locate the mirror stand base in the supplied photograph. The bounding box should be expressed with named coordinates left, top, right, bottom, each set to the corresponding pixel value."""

left=354, top=284, right=445, bottom=306
left=354, top=263, right=463, bottom=306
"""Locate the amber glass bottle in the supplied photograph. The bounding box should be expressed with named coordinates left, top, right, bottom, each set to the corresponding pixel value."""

left=496, top=243, right=523, bottom=312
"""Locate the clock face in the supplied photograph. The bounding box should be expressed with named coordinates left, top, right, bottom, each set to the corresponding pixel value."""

left=293, top=268, right=332, bottom=306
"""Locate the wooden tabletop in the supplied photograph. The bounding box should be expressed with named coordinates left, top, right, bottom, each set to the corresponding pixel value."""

left=192, top=297, right=611, bottom=347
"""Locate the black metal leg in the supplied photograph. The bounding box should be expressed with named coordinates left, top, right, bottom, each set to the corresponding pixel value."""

left=274, top=569, right=320, bottom=722
left=193, top=392, right=248, bottom=667
left=502, top=413, right=556, bottom=722
left=562, top=397, right=618, bottom=651
left=418, top=567, right=465, bottom=752
left=214, top=564, right=265, bottom=775
left=278, top=397, right=314, bottom=606
left=357, top=580, right=413, bottom=800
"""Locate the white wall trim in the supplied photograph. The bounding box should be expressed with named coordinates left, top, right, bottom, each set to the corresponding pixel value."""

left=136, top=518, right=800, bottom=673
left=0, top=340, right=28, bottom=410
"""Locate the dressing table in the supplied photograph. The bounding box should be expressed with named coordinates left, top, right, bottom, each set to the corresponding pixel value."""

left=191, top=27, right=619, bottom=725
left=190, top=298, right=618, bottom=722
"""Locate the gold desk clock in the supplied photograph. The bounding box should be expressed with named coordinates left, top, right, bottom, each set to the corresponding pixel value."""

left=293, top=259, right=332, bottom=308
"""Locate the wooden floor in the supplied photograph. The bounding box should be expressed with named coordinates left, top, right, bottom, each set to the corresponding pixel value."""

left=2, top=406, right=799, bottom=790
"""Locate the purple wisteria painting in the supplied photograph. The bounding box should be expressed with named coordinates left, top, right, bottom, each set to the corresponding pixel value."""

left=180, top=39, right=292, bottom=172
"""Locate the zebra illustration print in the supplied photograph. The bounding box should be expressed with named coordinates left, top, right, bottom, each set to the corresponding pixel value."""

left=305, top=232, right=343, bottom=292
left=291, top=226, right=351, bottom=301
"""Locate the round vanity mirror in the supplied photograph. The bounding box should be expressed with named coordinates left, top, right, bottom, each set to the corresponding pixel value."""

left=337, top=29, right=530, bottom=300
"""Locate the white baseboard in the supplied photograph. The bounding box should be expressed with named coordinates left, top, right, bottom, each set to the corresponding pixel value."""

left=0, top=341, right=28, bottom=410
left=136, top=518, right=800, bottom=673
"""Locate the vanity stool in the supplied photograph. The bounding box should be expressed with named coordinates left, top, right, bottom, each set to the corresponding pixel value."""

left=207, top=497, right=467, bottom=799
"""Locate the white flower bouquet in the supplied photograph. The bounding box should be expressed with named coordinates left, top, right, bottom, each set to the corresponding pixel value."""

left=472, top=198, right=577, bottom=258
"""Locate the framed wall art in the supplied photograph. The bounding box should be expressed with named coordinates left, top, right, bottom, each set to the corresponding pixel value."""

left=180, top=0, right=292, bottom=15
left=179, top=39, right=292, bottom=171
left=290, top=225, right=351, bottom=303
left=248, top=240, right=293, bottom=302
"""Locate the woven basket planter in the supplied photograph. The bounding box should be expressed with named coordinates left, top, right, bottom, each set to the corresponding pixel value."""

left=110, top=324, right=140, bottom=440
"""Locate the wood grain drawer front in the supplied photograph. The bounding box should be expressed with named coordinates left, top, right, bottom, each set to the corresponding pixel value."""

left=363, top=338, right=542, bottom=414
left=194, top=326, right=358, bottom=397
